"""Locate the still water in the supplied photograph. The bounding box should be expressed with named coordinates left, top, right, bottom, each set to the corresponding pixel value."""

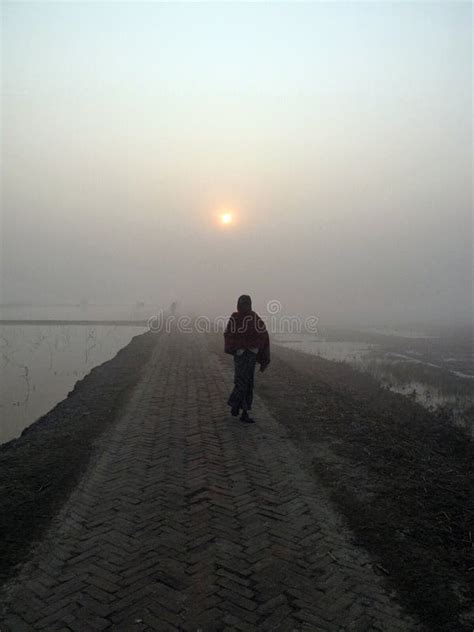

left=274, top=337, right=374, bottom=363
left=0, top=325, right=145, bottom=444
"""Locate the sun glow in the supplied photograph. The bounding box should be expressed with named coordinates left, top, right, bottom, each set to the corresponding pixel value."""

left=214, top=206, right=239, bottom=229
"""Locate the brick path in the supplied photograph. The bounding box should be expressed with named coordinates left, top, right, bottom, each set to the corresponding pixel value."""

left=0, top=333, right=420, bottom=631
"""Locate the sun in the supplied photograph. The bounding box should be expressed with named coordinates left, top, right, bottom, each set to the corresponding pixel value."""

left=215, top=207, right=238, bottom=228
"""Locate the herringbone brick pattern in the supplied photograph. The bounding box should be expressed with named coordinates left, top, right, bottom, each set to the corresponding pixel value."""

left=0, top=333, right=420, bottom=631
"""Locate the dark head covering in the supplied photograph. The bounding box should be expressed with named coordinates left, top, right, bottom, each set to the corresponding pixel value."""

left=237, top=294, right=252, bottom=313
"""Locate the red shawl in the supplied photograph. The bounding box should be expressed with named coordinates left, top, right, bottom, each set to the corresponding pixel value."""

left=224, top=310, right=270, bottom=368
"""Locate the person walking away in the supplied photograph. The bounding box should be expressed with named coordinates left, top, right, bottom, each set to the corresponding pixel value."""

left=224, top=295, right=270, bottom=423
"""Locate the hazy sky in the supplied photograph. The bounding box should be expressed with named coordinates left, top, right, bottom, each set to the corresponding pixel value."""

left=2, top=1, right=472, bottom=326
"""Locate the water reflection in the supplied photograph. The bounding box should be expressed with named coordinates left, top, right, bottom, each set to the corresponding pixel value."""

left=274, top=337, right=374, bottom=363
left=0, top=325, right=145, bottom=444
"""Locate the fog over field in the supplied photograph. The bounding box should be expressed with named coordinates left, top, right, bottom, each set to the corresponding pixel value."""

left=2, top=2, right=472, bottom=326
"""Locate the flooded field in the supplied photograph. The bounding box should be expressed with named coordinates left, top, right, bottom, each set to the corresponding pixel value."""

left=0, top=303, right=158, bottom=322
left=274, top=327, right=474, bottom=436
left=0, top=324, right=145, bottom=444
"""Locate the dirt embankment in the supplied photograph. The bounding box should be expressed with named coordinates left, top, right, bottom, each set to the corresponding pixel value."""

left=0, top=330, right=158, bottom=586
left=255, top=343, right=474, bottom=632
